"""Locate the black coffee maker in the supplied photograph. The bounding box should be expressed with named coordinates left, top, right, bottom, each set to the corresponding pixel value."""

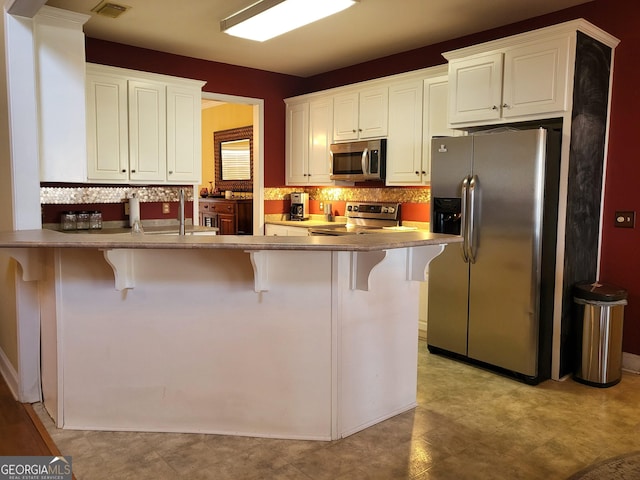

left=290, top=192, right=309, bottom=221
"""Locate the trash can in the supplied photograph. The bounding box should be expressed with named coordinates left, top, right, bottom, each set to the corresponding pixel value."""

left=574, top=282, right=627, bottom=387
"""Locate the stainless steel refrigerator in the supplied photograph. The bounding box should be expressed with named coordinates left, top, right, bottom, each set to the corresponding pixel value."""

left=428, top=128, right=561, bottom=384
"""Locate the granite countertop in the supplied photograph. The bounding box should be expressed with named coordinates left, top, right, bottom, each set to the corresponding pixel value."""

left=264, top=214, right=347, bottom=228
left=0, top=229, right=461, bottom=252
left=264, top=215, right=430, bottom=231
left=266, top=219, right=345, bottom=228
left=55, top=225, right=218, bottom=235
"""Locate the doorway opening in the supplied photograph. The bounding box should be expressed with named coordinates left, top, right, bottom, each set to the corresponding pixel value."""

left=200, top=92, right=264, bottom=236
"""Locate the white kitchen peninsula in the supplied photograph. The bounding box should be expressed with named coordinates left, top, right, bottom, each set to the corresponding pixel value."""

left=0, top=230, right=460, bottom=441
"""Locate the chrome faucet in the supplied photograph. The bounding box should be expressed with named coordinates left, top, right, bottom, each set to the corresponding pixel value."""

left=178, top=188, right=185, bottom=236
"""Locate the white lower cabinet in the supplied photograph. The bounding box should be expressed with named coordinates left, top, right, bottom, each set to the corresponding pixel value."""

left=419, top=277, right=429, bottom=339
left=86, top=63, right=205, bottom=184
left=265, top=224, right=310, bottom=236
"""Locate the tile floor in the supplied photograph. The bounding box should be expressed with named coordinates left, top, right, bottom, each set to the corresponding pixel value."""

left=36, top=341, right=640, bottom=479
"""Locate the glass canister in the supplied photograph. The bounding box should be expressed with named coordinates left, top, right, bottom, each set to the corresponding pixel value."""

left=61, top=211, right=77, bottom=231
left=76, top=211, right=90, bottom=230
left=90, top=211, right=103, bottom=230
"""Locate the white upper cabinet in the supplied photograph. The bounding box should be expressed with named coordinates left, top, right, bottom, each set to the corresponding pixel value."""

left=448, top=53, right=504, bottom=124
left=285, top=65, right=449, bottom=187
left=166, top=85, right=203, bottom=183
left=86, top=63, right=205, bottom=184
left=308, top=98, right=334, bottom=184
left=285, top=102, right=310, bottom=185
left=502, top=37, right=570, bottom=118
left=127, top=79, right=167, bottom=182
left=86, top=73, right=129, bottom=181
left=385, top=80, right=424, bottom=185
left=332, top=92, right=358, bottom=141
left=386, top=74, right=459, bottom=186
left=447, top=34, right=571, bottom=126
left=333, top=86, right=388, bottom=141
left=421, top=76, right=460, bottom=184
left=286, top=96, right=334, bottom=186
left=35, top=6, right=90, bottom=183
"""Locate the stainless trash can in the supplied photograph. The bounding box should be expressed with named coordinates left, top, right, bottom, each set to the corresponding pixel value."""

left=574, top=282, right=627, bottom=387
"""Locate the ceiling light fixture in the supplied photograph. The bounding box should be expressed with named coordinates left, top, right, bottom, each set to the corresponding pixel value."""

left=221, top=0, right=359, bottom=42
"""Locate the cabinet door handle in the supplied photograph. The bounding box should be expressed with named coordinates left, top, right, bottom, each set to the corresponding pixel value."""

left=415, top=171, right=420, bottom=175
left=491, top=105, right=498, bottom=110
left=121, top=169, right=126, bottom=173
left=168, top=171, right=173, bottom=174
left=502, top=103, right=510, bottom=109
left=131, top=169, right=136, bottom=173
left=421, top=171, right=426, bottom=175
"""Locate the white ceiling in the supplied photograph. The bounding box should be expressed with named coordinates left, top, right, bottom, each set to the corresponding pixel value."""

left=44, top=0, right=591, bottom=77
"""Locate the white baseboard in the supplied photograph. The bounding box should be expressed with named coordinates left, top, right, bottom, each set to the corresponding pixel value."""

left=622, top=352, right=640, bottom=374
left=0, top=347, right=19, bottom=400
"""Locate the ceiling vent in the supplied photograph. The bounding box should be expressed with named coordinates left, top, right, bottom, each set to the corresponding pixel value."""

left=91, top=1, right=130, bottom=18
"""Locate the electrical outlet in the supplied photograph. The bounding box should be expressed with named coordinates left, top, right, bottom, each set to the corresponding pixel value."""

left=162, top=203, right=170, bottom=214
left=319, top=202, right=324, bottom=211
left=614, top=211, right=635, bottom=228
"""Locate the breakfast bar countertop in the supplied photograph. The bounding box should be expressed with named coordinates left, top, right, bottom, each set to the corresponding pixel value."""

left=2, top=227, right=459, bottom=442
left=0, top=228, right=462, bottom=252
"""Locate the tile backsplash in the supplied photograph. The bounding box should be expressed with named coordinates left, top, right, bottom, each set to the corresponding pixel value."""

left=40, top=185, right=193, bottom=204
left=264, top=186, right=430, bottom=204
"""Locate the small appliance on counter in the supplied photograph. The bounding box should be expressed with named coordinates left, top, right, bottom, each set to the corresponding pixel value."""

left=290, top=192, right=309, bottom=221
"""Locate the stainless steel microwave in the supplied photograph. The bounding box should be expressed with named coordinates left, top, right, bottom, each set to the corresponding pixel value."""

left=330, top=139, right=386, bottom=182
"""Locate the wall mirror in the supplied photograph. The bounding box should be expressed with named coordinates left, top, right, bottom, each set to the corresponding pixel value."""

left=214, top=125, right=253, bottom=191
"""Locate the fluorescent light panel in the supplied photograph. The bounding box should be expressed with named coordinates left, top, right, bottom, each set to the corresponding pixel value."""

left=221, top=0, right=358, bottom=42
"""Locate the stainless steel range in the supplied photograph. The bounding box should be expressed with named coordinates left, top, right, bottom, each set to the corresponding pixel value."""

left=309, top=202, right=401, bottom=235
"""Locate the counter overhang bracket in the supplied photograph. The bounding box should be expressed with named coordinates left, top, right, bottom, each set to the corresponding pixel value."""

left=102, top=249, right=135, bottom=291
left=7, top=248, right=44, bottom=282
left=406, top=244, right=446, bottom=281
left=350, top=250, right=387, bottom=291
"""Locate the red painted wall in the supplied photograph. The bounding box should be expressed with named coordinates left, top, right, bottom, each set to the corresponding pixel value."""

left=85, top=0, right=640, bottom=354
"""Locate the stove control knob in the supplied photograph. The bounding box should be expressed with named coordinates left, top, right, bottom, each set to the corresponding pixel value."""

left=388, top=206, right=395, bottom=214
left=353, top=206, right=359, bottom=212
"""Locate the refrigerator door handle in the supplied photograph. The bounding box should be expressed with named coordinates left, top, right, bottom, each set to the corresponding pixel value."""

left=461, top=176, right=470, bottom=263
left=467, top=175, right=478, bottom=264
